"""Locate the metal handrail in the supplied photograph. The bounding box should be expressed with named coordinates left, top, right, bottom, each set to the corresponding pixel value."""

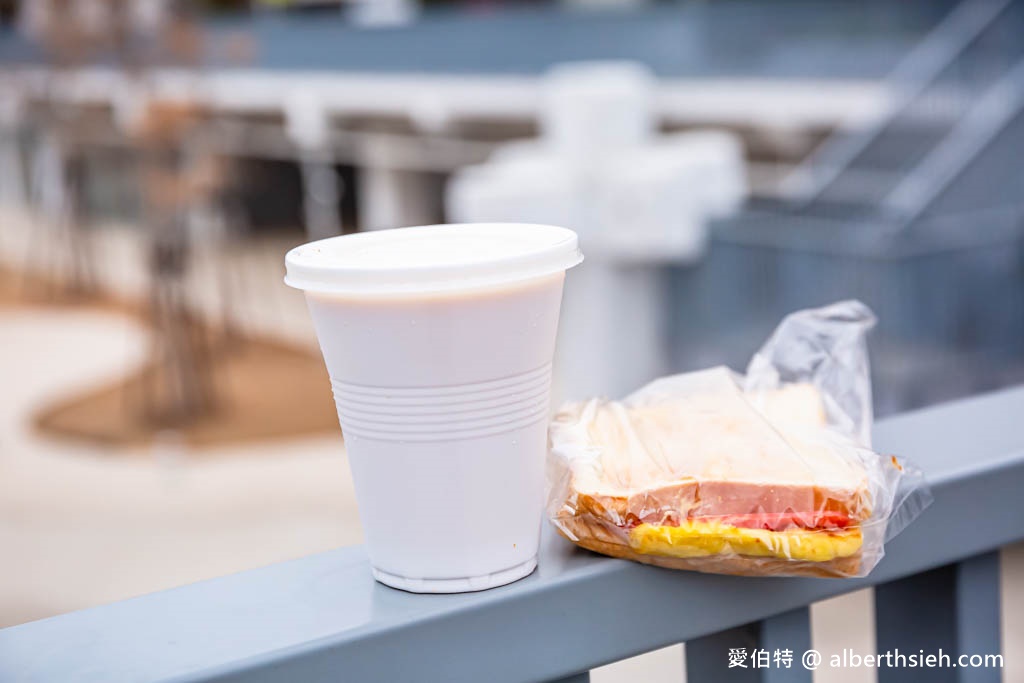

left=0, top=386, right=1021, bottom=682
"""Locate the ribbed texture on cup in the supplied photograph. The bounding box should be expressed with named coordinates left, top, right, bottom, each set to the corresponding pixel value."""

left=332, top=363, right=553, bottom=442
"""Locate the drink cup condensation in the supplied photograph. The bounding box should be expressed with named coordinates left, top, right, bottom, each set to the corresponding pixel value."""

left=285, top=223, right=582, bottom=593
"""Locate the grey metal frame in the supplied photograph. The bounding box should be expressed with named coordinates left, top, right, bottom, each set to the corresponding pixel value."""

left=783, top=0, right=1015, bottom=205
left=2, top=385, right=1023, bottom=682
left=882, top=57, right=1024, bottom=223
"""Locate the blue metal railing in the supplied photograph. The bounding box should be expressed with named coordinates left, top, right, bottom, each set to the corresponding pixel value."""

left=1, top=385, right=1022, bottom=682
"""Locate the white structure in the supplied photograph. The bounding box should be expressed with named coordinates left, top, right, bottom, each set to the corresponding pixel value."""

left=284, top=91, right=443, bottom=235
left=285, top=93, right=343, bottom=240
left=0, top=88, right=25, bottom=207
left=348, top=0, right=420, bottom=28
left=357, top=135, right=441, bottom=232
left=447, top=62, right=747, bottom=401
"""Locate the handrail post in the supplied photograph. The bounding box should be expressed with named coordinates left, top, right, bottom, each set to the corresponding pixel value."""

left=548, top=673, right=589, bottom=683
left=875, top=550, right=1001, bottom=683
left=686, top=607, right=812, bottom=682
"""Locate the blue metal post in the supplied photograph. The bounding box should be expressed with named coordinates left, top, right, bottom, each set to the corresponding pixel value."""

left=759, top=608, right=813, bottom=683
left=875, top=551, right=1001, bottom=683
left=686, top=607, right=812, bottom=683
left=548, top=673, right=589, bottom=683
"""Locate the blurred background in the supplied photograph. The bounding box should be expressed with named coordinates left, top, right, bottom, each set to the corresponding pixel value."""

left=1, top=1, right=1023, bottom=681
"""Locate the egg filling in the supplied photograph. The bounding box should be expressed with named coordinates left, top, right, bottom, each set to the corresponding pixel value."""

left=629, top=520, right=863, bottom=562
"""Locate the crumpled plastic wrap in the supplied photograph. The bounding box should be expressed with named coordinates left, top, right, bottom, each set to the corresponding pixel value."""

left=547, top=300, right=930, bottom=577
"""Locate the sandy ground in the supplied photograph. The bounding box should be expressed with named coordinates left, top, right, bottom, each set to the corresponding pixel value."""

left=0, top=309, right=361, bottom=627
left=1, top=206, right=1021, bottom=682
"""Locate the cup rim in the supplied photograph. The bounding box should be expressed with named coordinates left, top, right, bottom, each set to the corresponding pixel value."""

left=285, top=223, right=583, bottom=295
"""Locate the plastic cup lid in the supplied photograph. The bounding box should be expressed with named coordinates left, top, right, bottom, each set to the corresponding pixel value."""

left=285, top=223, right=583, bottom=295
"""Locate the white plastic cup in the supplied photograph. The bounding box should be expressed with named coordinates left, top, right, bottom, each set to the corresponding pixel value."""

left=285, top=223, right=582, bottom=592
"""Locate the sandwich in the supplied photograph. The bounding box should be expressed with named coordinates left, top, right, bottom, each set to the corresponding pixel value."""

left=548, top=368, right=878, bottom=577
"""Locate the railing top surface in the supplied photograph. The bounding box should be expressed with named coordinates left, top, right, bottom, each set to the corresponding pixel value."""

left=3, top=385, right=1024, bottom=683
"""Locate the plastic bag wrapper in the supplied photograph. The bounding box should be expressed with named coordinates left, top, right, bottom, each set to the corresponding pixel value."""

left=547, top=300, right=931, bottom=578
